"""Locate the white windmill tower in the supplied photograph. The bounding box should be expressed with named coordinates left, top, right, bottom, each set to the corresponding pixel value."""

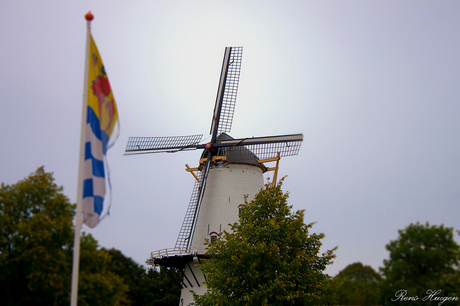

left=125, top=47, right=303, bottom=305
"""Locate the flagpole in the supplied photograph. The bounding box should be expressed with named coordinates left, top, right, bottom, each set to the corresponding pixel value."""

left=70, top=11, right=93, bottom=306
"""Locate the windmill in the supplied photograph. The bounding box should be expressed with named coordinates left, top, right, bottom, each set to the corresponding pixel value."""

left=125, top=47, right=303, bottom=305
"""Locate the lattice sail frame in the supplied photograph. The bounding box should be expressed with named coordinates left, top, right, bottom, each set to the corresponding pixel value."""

left=125, top=134, right=203, bottom=154
left=174, top=171, right=203, bottom=250
left=217, top=47, right=243, bottom=135
left=222, top=140, right=303, bottom=161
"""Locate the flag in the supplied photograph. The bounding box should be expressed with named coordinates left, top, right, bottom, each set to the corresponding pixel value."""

left=82, top=34, right=119, bottom=228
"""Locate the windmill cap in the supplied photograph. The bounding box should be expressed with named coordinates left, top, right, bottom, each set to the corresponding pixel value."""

left=201, top=133, right=260, bottom=166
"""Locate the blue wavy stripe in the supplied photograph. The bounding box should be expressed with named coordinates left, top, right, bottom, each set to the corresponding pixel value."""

left=82, top=178, right=104, bottom=215
left=83, top=178, right=94, bottom=198
left=87, top=106, right=110, bottom=155
left=94, top=196, right=103, bottom=215
left=85, top=142, right=105, bottom=178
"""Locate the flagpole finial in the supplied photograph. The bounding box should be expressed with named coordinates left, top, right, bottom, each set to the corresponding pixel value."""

left=85, top=11, right=94, bottom=22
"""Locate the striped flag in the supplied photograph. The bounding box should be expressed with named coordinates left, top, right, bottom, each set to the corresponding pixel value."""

left=82, top=34, right=119, bottom=228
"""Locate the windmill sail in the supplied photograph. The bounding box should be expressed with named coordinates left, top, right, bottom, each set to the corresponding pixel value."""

left=124, top=134, right=203, bottom=154
left=174, top=170, right=203, bottom=250
left=210, top=47, right=243, bottom=140
left=218, top=133, right=304, bottom=160
left=176, top=47, right=243, bottom=250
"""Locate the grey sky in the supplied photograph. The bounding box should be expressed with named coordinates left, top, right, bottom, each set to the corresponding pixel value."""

left=1, top=1, right=459, bottom=276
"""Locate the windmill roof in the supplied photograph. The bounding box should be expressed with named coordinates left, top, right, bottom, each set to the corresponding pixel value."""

left=201, top=133, right=263, bottom=167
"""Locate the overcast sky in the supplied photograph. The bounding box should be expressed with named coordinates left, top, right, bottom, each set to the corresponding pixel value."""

left=1, top=1, right=459, bottom=276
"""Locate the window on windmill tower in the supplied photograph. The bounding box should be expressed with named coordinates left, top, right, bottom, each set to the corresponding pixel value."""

left=238, top=204, right=246, bottom=217
left=210, top=232, right=218, bottom=244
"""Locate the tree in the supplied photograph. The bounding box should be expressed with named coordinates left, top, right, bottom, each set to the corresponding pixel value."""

left=77, top=234, right=129, bottom=306
left=104, top=248, right=147, bottom=305
left=380, top=222, right=460, bottom=306
left=0, top=167, right=128, bottom=305
left=0, top=167, right=75, bottom=305
left=336, top=262, right=381, bottom=283
left=138, top=267, right=181, bottom=306
left=332, top=262, right=381, bottom=305
left=103, top=249, right=181, bottom=306
left=193, top=179, right=336, bottom=306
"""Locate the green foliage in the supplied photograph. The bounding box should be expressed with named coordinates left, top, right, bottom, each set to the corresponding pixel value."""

left=332, top=262, right=381, bottom=305
left=104, top=248, right=147, bottom=305
left=77, top=234, right=129, bottom=306
left=0, top=167, right=75, bottom=305
left=137, top=268, right=181, bottom=306
left=193, top=179, right=336, bottom=306
left=103, top=249, right=181, bottom=306
left=336, top=262, right=381, bottom=283
left=0, top=167, right=128, bottom=305
left=380, top=222, right=460, bottom=306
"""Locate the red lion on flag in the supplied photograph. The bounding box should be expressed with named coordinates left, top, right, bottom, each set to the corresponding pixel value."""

left=91, top=74, right=116, bottom=134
